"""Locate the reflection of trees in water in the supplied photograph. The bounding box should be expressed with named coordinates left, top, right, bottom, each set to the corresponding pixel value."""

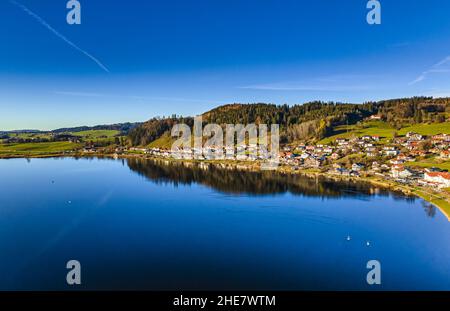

left=126, top=158, right=399, bottom=200
left=422, top=202, right=436, bottom=218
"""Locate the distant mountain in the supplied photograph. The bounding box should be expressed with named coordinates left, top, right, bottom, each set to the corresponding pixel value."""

left=0, top=129, right=43, bottom=134
left=1, top=122, right=142, bottom=135
left=52, top=122, right=142, bottom=134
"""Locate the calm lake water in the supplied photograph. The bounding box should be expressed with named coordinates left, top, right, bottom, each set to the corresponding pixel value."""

left=0, top=157, right=449, bottom=290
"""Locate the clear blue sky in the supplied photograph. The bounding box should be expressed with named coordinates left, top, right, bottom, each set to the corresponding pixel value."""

left=1, top=0, right=450, bottom=130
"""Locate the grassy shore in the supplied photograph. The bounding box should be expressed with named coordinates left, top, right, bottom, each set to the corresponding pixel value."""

left=0, top=141, right=81, bottom=158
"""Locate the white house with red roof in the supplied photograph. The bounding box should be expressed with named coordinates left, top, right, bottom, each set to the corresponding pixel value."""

left=424, top=172, right=450, bottom=188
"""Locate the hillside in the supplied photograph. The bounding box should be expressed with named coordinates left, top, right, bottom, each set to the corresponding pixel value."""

left=52, top=122, right=141, bottom=134
left=129, top=97, right=450, bottom=147
left=318, top=120, right=450, bottom=145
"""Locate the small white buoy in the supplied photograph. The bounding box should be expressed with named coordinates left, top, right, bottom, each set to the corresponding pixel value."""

left=68, top=201, right=72, bottom=204
left=366, top=241, right=371, bottom=246
left=346, top=235, right=351, bottom=241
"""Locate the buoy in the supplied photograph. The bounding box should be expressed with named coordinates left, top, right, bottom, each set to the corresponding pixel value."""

left=346, top=235, right=351, bottom=241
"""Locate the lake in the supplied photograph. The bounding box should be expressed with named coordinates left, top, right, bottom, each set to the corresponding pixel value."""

left=0, top=157, right=449, bottom=290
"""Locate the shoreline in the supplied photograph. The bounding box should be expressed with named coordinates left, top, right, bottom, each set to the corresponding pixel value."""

left=1, top=152, right=449, bottom=220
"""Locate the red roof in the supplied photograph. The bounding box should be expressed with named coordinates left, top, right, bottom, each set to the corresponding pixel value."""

left=426, top=172, right=450, bottom=180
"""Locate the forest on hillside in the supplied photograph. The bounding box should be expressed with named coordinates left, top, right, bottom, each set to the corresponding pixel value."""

left=128, top=97, right=450, bottom=146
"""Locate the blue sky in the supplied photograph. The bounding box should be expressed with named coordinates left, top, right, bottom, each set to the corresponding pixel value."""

left=1, top=0, right=450, bottom=130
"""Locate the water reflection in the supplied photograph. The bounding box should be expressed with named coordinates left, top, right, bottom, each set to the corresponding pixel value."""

left=126, top=158, right=408, bottom=200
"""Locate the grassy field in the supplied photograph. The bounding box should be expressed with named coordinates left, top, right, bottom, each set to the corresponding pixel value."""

left=318, top=121, right=396, bottom=144
left=398, top=122, right=450, bottom=136
left=72, top=129, right=121, bottom=145
left=147, top=133, right=177, bottom=149
left=4, top=129, right=120, bottom=140
left=7, top=132, right=53, bottom=140
left=73, top=129, right=120, bottom=138
left=0, top=141, right=81, bottom=157
left=405, top=158, right=450, bottom=171
left=412, top=187, right=450, bottom=220
left=318, top=120, right=450, bottom=145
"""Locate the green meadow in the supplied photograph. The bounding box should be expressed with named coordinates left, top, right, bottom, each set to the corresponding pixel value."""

left=318, top=120, right=450, bottom=145
left=405, top=158, right=450, bottom=171
left=398, top=122, right=450, bottom=136
left=73, top=129, right=120, bottom=138
left=0, top=141, right=81, bottom=157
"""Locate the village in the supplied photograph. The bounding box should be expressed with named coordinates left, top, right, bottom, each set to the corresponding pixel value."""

left=110, top=130, right=450, bottom=192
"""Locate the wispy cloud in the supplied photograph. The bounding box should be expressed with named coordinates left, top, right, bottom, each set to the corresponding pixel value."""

left=410, top=55, right=450, bottom=85
left=9, top=0, right=109, bottom=73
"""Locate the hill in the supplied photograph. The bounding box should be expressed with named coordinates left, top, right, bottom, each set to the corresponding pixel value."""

left=129, top=97, right=450, bottom=147
left=129, top=101, right=378, bottom=146
left=52, top=122, right=141, bottom=134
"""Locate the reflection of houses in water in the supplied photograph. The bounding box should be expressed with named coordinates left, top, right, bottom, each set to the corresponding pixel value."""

left=125, top=158, right=404, bottom=201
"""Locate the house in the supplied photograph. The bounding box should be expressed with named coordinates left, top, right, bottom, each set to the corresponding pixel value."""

left=300, top=152, right=310, bottom=159
left=323, top=147, right=333, bottom=154
left=83, top=147, right=96, bottom=153
left=333, top=163, right=343, bottom=170
left=424, top=172, right=450, bottom=188
left=369, top=115, right=382, bottom=120
left=336, top=138, right=348, bottom=145
left=371, top=162, right=381, bottom=172
left=406, top=132, right=424, bottom=141
left=304, top=157, right=322, bottom=168
left=372, top=135, right=380, bottom=141
left=366, top=146, right=378, bottom=157
left=391, top=165, right=413, bottom=179
left=410, top=150, right=426, bottom=157
left=330, top=153, right=340, bottom=160
left=336, top=168, right=351, bottom=176
left=383, top=146, right=399, bottom=157
left=352, top=163, right=364, bottom=171
left=440, top=150, right=450, bottom=159
left=389, top=158, right=405, bottom=165
left=432, top=134, right=450, bottom=143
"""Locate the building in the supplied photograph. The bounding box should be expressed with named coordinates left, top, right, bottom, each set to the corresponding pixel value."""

left=383, top=146, right=399, bottom=157
left=424, top=172, right=450, bottom=188
left=352, top=163, right=364, bottom=171
left=391, top=165, right=413, bottom=179
left=440, top=150, right=450, bottom=159
left=369, top=115, right=382, bottom=120
left=304, top=157, right=322, bottom=168
left=406, top=132, right=424, bottom=141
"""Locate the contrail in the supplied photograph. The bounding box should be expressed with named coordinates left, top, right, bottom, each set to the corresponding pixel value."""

left=9, top=0, right=110, bottom=73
